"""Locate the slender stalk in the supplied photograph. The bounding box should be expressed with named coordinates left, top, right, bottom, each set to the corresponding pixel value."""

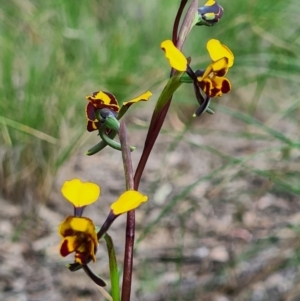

left=121, top=210, right=135, bottom=301
left=134, top=72, right=182, bottom=190
left=119, top=121, right=135, bottom=301
left=172, top=0, right=188, bottom=44
left=133, top=99, right=172, bottom=190
left=119, top=121, right=134, bottom=190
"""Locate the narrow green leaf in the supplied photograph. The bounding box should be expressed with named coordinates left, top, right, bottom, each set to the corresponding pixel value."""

left=104, top=234, right=120, bottom=301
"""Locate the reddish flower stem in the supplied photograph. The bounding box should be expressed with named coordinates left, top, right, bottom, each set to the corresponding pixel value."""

left=172, top=0, right=188, bottom=44
left=133, top=99, right=172, bottom=190
left=134, top=0, right=192, bottom=191
left=119, top=121, right=135, bottom=301
left=121, top=211, right=135, bottom=301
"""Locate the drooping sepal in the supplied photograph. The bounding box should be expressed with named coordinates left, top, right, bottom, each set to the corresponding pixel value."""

left=82, top=265, right=107, bottom=287
left=193, top=97, right=213, bottom=117
left=86, top=139, right=115, bottom=156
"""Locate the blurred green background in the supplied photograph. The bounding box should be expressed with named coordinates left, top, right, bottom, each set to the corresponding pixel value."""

left=1, top=0, right=300, bottom=300
left=1, top=0, right=299, bottom=202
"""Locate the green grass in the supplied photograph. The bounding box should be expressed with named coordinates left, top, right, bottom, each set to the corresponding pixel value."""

left=0, top=0, right=177, bottom=201
left=1, top=0, right=300, bottom=202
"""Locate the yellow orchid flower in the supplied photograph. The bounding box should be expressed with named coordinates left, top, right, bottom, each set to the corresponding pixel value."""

left=85, top=91, right=152, bottom=132
left=197, top=39, right=234, bottom=97
left=161, top=39, right=234, bottom=98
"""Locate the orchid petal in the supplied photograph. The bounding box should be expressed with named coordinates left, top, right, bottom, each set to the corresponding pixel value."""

left=60, top=236, right=82, bottom=257
left=207, top=39, right=234, bottom=67
left=123, top=91, right=152, bottom=107
left=161, top=40, right=187, bottom=71
left=110, top=190, right=148, bottom=215
left=61, top=179, right=100, bottom=207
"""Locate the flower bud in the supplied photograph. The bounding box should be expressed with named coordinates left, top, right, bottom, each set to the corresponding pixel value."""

left=196, top=0, right=224, bottom=26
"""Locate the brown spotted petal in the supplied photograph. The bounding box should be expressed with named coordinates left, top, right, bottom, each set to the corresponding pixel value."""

left=198, top=78, right=212, bottom=96
left=58, top=216, right=98, bottom=264
left=211, top=57, right=229, bottom=77
left=198, top=77, right=230, bottom=98
left=85, top=102, right=100, bottom=132
left=211, top=76, right=231, bottom=96
left=86, top=91, right=120, bottom=112
left=60, top=236, right=83, bottom=257
left=197, top=61, right=231, bottom=98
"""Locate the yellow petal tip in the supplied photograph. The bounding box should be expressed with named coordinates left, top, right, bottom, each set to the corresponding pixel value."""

left=161, top=40, right=187, bottom=72
left=123, top=91, right=153, bottom=106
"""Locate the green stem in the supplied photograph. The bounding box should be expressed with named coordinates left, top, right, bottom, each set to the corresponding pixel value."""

left=99, top=126, right=121, bottom=151
left=86, top=106, right=131, bottom=155
left=104, top=234, right=120, bottom=301
left=85, top=134, right=115, bottom=156
left=99, top=124, right=136, bottom=152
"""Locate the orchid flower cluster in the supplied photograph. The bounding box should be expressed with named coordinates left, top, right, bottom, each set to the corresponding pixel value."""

left=58, top=1, right=234, bottom=300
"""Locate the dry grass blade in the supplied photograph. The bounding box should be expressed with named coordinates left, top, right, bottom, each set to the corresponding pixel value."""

left=0, top=116, right=57, bottom=144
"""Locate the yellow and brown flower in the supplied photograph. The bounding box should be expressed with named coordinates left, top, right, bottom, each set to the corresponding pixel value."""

left=161, top=38, right=234, bottom=98
left=196, top=39, right=233, bottom=97
left=59, top=216, right=98, bottom=265
left=197, top=0, right=224, bottom=26
left=85, top=91, right=152, bottom=132
left=85, top=91, right=119, bottom=132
